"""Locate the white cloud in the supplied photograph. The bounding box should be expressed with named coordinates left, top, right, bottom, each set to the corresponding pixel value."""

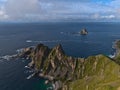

left=0, top=6, right=9, bottom=20
left=91, top=13, right=100, bottom=19
left=4, top=0, right=41, bottom=21
left=0, top=0, right=119, bottom=22
left=101, top=15, right=115, bottom=19
left=91, top=13, right=115, bottom=19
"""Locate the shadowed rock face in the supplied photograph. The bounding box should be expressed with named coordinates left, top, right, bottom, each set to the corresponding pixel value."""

left=19, top=43, right=120, bottom=90
left=114, top=40, right=120, bottom=64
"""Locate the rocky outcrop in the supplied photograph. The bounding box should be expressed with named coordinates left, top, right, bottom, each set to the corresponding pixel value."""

left=18, top=42, right=120, bottom=90
left=113, top=40, right=120, bottom=64
left=80, top=28, right=88, bottom=35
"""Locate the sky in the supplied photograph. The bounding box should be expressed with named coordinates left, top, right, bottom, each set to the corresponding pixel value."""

left=0, top=0, right=120, bottom=22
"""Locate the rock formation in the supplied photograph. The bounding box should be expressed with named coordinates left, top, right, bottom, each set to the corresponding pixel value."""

left=80, top=28, right=88, bottom=35
left=17, top=41, right=120, bottom=90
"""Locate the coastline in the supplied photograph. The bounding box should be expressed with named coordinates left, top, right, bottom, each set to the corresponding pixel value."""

left=112, top=40, right=120, bottom=57
left=15, top=41, right=120, bottom=89
left=1, top=40, right=120, bottom=90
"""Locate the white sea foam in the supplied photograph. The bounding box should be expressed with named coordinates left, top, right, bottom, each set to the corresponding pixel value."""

left=24, top=70, right=34, bottom=74
left=26, top=40, right=32, bottom=43
left=25, top=66, right=30, bottom=69
left=16, top=46, right=35, bottom=54
left=47, top=87, right=53, bottom=90
left=0, top=53, right=19, bottom=61
left=16, top=48, right=24, bottom=53
left=26, top=40, right=63, bottom=43
left=26, top=39, right=96, bottom=43
left=0, top=55, right=12, bottom=60
left=26, top=73, right=35, bottom=79
left=108, top=53, right=115, bottom=58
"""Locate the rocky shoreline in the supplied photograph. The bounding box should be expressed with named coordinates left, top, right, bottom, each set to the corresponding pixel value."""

left=113, top=40, right=120, bottom=56
left=2, top=40, right=120, bottom=90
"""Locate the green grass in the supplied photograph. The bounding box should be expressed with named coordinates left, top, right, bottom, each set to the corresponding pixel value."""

left=68, top=55, right=120, bottom=90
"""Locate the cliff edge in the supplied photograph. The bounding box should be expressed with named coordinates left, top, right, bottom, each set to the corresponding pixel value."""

left=18, top=42, right=120, bottom=90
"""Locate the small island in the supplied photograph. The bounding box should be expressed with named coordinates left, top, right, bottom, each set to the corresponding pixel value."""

left=79, top=28, right=88, bottom=35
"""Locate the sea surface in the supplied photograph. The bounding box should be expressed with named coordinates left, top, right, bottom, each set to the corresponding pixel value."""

left=0, top=22, right=120, bottom=90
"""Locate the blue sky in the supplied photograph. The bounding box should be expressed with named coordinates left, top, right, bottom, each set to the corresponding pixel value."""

left=0, top=0, right=120, bottom=22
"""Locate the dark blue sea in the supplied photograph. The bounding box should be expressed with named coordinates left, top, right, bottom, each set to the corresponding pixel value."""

left=0, top=22, right=120, bottom=90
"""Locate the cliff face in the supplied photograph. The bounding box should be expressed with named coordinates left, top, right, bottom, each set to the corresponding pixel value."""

left=69, top=56, right=120, bottom=90
left=19, top=43, right=120, bottom=90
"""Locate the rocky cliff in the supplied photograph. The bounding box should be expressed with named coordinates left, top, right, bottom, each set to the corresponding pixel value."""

left=19, top=42, right=120, bottom=90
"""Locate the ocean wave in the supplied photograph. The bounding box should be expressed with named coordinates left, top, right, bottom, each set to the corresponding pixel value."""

left=26, top=40, right=66, bottom=43
left=25, top=65, right=30, bottom=69
left=111, top=34, right=120, bottom=37
left=47, top=87, right=53, bottom=90
left=84, top=41, right=100, bottom=44
left=60, top=32, right=70, bottom=35
left=26, top=73, right=35, bottom=80
left=26, top=40, right=32, bottom=43
left=26, top=40, right=102, bottom=44
left=26, top=39, right=81, bottom=43
left=0, top=54, right=18, bottom=61
left=16, top=48, right=24, bottom=53
left=16, top=46, right=35, bottom=53
left=24, top=70, right=34, bottom=74
left=108, top=53, right=116, bottom=58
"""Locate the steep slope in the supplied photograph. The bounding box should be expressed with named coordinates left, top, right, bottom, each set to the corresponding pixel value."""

left=69, top=55, right=120, bottom=90
left=114, top=40, right=120, bottom=64
left=19, top=43, right=120, bottom=90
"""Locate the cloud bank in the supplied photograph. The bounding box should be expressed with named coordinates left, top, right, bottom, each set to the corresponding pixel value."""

left=0, top=0, right=120, bottom=22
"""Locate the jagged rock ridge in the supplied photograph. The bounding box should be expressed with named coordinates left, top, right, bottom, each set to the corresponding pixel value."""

left=19, top=43, right=120, bottom=90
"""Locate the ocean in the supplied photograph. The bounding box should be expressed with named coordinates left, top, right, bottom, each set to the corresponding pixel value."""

left=0, top=22, right=120, bottom=90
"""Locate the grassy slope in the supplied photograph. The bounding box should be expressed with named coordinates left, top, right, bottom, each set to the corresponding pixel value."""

left=68, top=55, right=120, bottom=90
left=26, top=44, right=120, bottom=90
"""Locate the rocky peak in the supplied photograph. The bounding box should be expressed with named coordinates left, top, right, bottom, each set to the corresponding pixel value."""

left=52, top=44, right=65, bottom=56
left=34, top=44, right=50, bottom=58
left=15, top=43, right=120, bottom=90
left=28, top=44, right=50, bottom=70
left=34, top=44, right=45, bottom=52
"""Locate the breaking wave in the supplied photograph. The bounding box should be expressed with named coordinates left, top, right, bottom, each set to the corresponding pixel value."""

left=26, top=40, right=63, bottom=43
left=108, top=54, right=115, bottom=58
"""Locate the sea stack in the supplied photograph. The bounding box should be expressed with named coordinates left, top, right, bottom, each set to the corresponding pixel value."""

left=80, top=28, right=88, bottom=35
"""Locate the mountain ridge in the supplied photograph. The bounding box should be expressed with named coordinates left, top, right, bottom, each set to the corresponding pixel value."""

left=17, top=41, right=120, bottom=90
